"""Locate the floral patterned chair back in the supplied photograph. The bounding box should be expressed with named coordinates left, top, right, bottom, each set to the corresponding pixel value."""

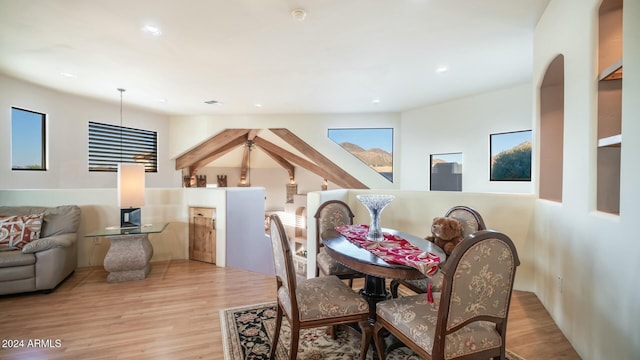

left=434, top=230, right=520, bottom=358
left=444, top=205, right=486, bottom=238
left=314, top=200, right=354, bottom=250
left=269, top=214, right=297, bottom=313
left=389, top=205, right=487, bottom=298
left=312, top=200, right=364, bottom=285
left=373, top=230, right=519, bottom=360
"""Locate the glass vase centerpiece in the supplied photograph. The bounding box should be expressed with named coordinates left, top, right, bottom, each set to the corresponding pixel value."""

left=356, top=194, right=395, bottom=241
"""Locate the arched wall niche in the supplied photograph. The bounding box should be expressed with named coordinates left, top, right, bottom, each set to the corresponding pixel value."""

left=539, top=54, right=565, bottom=202
left=596, top=0, right=622, bottom=215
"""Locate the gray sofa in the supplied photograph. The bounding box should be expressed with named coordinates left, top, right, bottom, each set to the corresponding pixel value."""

left=0, top=205, right=80, bottom=295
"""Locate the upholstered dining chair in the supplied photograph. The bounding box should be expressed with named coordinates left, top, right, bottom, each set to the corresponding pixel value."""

left=268, top=214, right=372, bottom=360
left=314, top=200, right=365, bottom=287
left=390, top=205, right=486, bottom=298
left=373, top=230, right=520, bottom=360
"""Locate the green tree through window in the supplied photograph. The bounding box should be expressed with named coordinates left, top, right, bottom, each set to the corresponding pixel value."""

left=490, top=130, right=532, bottom=181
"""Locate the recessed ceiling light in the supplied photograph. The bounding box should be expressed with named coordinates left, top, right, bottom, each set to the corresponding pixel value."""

left=372, top=99, right=381, bottom=104
left=291, top=8, right=307, bottom=21
left=204, top=100, right=222, bottom=105
left=60, top=72, right=77, bottom=78
left=254, top=103, right=263, bottom=108
left=436, top=66, right=449, bottom=74
left=142, top=24, right=162, bottom=36
left=156, top=98, right=167, bottom=103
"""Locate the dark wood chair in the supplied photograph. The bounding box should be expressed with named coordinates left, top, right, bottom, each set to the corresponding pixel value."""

left=390, top=205, right=486, bottom=297
left=374, top=230, right=520, bottom=360
left=314, top=200, right=365, bottom=287
left=268, top=214, right=372, bottom=360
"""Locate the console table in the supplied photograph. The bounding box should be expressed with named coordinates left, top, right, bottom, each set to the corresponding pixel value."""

left=85, top=223, right=168, bottom=283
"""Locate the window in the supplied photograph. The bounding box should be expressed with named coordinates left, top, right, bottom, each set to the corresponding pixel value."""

left=11, top=107, right=46, bottom=170
left=327, top=128, right=393, bottom=182
left=430, top=152, right=462, bottom=191
left=490, top=130, right=532, bottom=181
left=88, top=121, right=158, bottom=172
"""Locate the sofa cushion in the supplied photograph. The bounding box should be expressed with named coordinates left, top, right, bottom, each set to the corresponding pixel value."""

left=0, top=250, right=36, bottom=268
left=0, top=214, right=44, bottom=249
left=0, top=206, right=81, bottom=237
left=0, top=264, right=34, bottom=281
left=21, top=233, right=74, bottom=254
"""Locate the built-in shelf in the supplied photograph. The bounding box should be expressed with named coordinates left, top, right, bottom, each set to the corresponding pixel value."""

left=598, top=134, right=622, bottom=147
left=599, top=58, right=623, bottom=81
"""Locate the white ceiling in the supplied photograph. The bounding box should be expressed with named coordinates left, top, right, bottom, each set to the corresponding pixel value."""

left=0, top=0, right=550, bottom=116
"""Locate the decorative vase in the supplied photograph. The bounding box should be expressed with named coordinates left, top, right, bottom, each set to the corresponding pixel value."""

left=356, top=194, right=395, bottom=241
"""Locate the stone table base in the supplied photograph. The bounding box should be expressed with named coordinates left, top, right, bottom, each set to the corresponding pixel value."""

left=103, top=234, right=154, bottom=283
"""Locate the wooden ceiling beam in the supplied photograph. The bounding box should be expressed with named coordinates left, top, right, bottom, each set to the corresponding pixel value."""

left=240, top=144, right=251, bottom=183
left=253, top=136, right=354, bottom=189
left=240, top=129, right=260, bottom=182
left=175, top=129, right=251, bottom=170
left=259, top=147, right=295, bottom=181
left=190, top=135, right=248, bottom=174
left=269, top=128, right=368, bottom=189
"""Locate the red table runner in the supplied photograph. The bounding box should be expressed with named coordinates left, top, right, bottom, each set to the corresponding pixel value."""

left=336, top=224, right=440, bottom=303
left=335, top=224, right=441, bottom=276
left=335, top=224, right=441, bottom=302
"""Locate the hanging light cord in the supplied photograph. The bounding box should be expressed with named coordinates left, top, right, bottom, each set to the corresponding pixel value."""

left=118, top=88, right=125, bottom=164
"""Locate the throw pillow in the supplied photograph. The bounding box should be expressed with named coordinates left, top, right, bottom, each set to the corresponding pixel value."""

left=0, top=214, right=44, bottom=250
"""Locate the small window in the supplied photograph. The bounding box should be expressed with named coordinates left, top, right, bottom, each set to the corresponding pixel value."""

left=11, top=107, right=46, bottom=170
left=490, top=130, right=532, bottom=181
left=88, top=121, right=158, bottom=172
left=430, top=152, right=462, bottom=191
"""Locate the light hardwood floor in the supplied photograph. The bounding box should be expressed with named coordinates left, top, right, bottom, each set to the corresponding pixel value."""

left=0, top=260, right=580, bottom=359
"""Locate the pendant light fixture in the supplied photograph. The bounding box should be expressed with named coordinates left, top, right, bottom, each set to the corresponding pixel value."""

left=116, top=88, right=145, bottom=228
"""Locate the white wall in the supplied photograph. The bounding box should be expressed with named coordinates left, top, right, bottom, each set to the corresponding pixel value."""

left=400, top=83, right=534, bottom=193
left=533, top=0, right=640, bottom=359
left=0, top=74, right=181, bottom=189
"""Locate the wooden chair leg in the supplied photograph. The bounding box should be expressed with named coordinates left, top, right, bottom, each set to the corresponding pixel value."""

left=325, top=325, right=338, bottom=340
left=373, top=322, right=387, bottom=360
left=270, top=305, right=283, bottom=360
left=358, top=320, right=373, bottom=360
left=289, top=326, right=300, bottom=360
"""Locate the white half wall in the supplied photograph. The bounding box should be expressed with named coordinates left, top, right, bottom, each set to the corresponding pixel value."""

left=306, top=190, right=536, bottom=292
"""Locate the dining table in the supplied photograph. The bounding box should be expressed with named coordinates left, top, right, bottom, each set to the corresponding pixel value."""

left=321, top=227, right=446, bottom=322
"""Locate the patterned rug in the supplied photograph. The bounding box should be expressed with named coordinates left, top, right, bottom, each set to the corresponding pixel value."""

left=220, top=302, right=525, bottom=360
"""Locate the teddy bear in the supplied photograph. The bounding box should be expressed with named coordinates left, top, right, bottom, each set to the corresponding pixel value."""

left=426, top=216, right=463, bottom=256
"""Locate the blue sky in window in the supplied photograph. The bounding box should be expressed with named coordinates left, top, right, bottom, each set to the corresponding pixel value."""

left=432, top=153, right=462, bottom=164
left=327, top=128, right=393, bottom=153
left=11, top=108, right=44, bottom=168
left=491, top=130, right=531, bottom=156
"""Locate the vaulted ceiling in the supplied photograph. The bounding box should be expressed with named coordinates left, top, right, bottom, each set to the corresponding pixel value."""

left=176, top=128, right=368, bottom=189
left=0, top=0, right=550, bottom=115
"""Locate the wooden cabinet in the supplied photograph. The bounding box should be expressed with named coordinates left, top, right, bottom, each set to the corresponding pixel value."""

left=189, top=207, right=216, bottom=263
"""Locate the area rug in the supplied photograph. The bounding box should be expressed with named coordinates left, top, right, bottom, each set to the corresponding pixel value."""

left=220, top=302, right=525, bottom=360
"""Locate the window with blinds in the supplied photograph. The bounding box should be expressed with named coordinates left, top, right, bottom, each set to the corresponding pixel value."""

left=88, top=121, right=158, bottom=172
